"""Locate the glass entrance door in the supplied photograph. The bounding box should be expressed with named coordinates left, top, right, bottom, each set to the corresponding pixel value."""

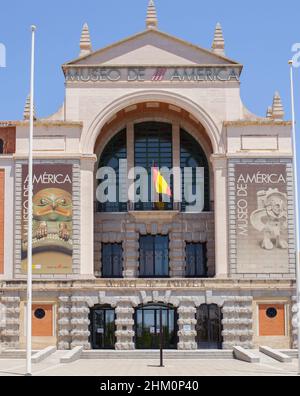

left=196, top=304, right=223, bottom=349
left=90, top=307, right=116, bottom=349
left=135, top=304, right=178, bottom=349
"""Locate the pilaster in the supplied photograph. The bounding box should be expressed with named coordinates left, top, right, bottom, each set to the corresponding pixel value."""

left=292, top=296, right=299, bottom=349
left=115, top=300, right=135, bottom=350
left=1, top=295, right=20, bottom=348
left=177, top=300, right=197, bottom=350
left=70, top=295, right=90, bottom=349
left=222, top=296, right=254, bottom=349
left=58, top=295, right=72, bottom=350
left=124, top=223, right=139, bottom=278
left=80, top=155, right=97, bottom=277
left=211, top=155, right=228, bottom=278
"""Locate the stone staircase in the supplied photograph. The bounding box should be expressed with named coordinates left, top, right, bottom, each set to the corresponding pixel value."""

left=81, top=349, right=234, bottom=360
left=280, top=350, right=298, bottom=359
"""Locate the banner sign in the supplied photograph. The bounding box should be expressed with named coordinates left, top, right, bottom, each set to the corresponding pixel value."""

left=235, top=164, right=289, bottom=273
left=65, top=66, right=241, bottom=83
left=21, top=164, right=73, bottom=274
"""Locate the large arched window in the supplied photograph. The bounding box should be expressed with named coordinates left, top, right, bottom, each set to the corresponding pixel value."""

left=97, top=129, right=127, bottom=212
left=180, top=129, right=210, bottom=212
left=96, top=123, right=210, bottom=213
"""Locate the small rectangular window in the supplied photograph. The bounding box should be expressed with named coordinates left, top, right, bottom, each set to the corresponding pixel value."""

left=101, top=243, right=123, bottom=278
left=185, top=242, right=208, bottom=278
left=139, top=235, right=169, bottom=278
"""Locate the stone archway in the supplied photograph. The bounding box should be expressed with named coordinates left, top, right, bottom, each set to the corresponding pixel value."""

left=79, top=91, right=228, bottom=279
left=81, top=90, right=223, bottom=155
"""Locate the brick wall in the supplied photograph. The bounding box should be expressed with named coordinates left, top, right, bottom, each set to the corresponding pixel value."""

left=0, top=127, right=16, bottom=154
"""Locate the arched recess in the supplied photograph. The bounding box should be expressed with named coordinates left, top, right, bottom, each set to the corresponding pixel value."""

left=82, top=90, right=223, bottom=155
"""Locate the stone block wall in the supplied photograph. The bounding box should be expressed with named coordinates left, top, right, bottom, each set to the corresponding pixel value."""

left=0, top=295, right=20, bottom=348
left=177, top=300, right=197, bottom=350
left=292, top=296, right=299, bottom=349
left=222, top=296, right=254, bottom=349
left=115, top=300, right=135, bottom=350
left=70, top=295, right=90, bottom=350
left=58, top=295, right=72, bottom=350
left=0, top=286, right=296, bottom=351
left=94, top=212, right=215, bottom=278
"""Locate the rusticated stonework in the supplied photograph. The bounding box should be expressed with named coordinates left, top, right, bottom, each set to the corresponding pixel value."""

left=94, top=212, right=215, bottom=279
left=0, top=280, right=295, bottom=350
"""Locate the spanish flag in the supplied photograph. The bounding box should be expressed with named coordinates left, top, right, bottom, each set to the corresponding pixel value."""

left=153, top=166, right=172, bottom=197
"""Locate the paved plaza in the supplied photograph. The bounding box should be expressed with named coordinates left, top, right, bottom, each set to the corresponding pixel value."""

left=0, top=351, right=299, bottom=376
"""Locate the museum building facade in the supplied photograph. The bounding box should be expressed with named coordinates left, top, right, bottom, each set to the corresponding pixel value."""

left=0, top=1, right=298, bottom=351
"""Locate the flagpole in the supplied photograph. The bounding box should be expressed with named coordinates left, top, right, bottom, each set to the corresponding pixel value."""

left=26, top=25, right=36, bottom=377
left=289, top=59, right=300, bottom=375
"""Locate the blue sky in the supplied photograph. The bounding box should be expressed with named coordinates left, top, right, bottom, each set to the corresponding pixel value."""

left=0, top=0, right=299, bottom=123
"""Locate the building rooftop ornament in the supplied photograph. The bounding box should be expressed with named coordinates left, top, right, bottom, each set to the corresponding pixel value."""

left=23, top=94, right=36, bottom=120
left=146, top=0, right=158, bottom=30
left=272, top=91, right=284, bottom=120
left=266, top=106, right=273, bottom=119
left=79, top=23, right=92, bottom=57
left=212, top=23, right=225, bottom=56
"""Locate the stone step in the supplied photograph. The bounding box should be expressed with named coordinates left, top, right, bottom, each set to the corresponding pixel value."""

left=279, top=349, right=298, bottom=359
left=0, top=349, right=39, bottom=359
left=81, top=350, right=233, bottom=360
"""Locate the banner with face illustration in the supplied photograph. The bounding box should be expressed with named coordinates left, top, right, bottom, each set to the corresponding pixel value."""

left=21, top=165, right=73, bottom=274
left=235, top=164, right=289, bottom=274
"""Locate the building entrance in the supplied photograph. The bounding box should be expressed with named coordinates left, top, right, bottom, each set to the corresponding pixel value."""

left=90, top=306, right=116, bottom=349
left=135, top=304, right=178, bottom=349
left=196, top=304, right=223, bottom=349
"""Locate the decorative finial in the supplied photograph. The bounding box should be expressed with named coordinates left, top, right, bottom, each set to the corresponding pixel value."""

left=23, top=94, right=36, bottom=120
left=212, top=23, right=225, bottom=56
left=79, top=23, right=92, bottom=57
left=272, top=91, right=284, bottom=120
left=266, top=106, right=273, bottom=119
left=146, top=0, right=158, bottom=30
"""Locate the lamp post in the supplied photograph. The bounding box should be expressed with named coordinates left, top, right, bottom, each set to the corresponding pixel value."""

left=289, top=59, right=300, bottom=375
left=26, top=25, right=36, bottom=377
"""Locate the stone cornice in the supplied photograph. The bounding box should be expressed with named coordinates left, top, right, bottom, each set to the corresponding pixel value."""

left=15, top=120, right=83, bottom=127
left=129, top=210, right=179, bottom=222
left=0, top=121, right=17, bottom=127
left=63, top=63, right=243, bottom=69
left=224, top=120, right=292, bottom=127
left=227, top=153, right=293, bottom=159
left=13, top=154, right=84, bottom=160
left=0, top=278, right=296, bottom=293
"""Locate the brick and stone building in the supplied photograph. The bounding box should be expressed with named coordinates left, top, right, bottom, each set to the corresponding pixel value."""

left=0, top=1, right=298, bottom=351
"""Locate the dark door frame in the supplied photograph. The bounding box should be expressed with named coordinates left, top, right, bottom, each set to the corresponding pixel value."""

left=196, top=304, right=223, bottom=350
left=89, top=306, right=116, bottom=350
left=134, top=303, right=178, bottom=350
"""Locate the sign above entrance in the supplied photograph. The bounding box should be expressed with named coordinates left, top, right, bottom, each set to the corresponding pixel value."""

left=65, top=66, right=241, bottom=83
